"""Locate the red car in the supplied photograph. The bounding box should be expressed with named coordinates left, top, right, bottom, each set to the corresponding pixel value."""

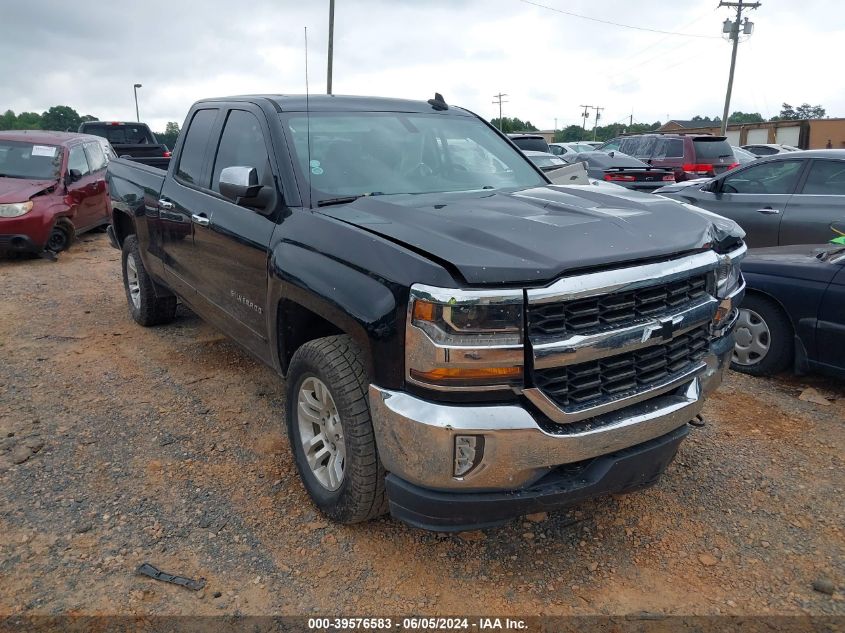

left=0, top=130, right=111, bottom=255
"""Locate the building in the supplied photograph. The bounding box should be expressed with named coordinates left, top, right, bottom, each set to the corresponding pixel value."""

left=656, top=118, right=845, bottom=150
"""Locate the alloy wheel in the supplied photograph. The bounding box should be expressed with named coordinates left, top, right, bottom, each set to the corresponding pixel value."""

left=125, top=253, right=142, bottom=309
left=297, top=376, right=346, bottom=491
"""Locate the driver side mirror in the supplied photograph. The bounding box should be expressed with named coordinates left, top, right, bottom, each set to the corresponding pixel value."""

left=65, top=168, right=82, bottom=185
left=219, top=166, right=263, bottom=205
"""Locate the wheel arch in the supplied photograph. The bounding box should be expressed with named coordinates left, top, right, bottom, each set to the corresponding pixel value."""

left=111, top=209, right=136, bottom=248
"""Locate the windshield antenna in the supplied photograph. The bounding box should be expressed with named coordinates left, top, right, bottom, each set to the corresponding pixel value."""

left=305, top=26, right=313, bottom=207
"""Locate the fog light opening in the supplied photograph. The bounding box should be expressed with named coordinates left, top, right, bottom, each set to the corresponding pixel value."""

left=454, top=435, right=484, bottom=478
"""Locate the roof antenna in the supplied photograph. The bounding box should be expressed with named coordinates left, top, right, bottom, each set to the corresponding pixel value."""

left=305, top=26, right=313, bottom=206
left=428, top=92, right=448, bottom=111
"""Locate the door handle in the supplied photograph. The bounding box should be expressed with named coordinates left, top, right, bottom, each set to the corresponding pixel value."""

left=191, top=213, right=210, bottom=227
left=158, top=199, right=175, bottom=210
left=756, top=207, right=780, bottom=215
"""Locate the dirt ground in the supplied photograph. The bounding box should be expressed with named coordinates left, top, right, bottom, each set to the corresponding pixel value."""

left=0, top=233, right=843, bottom=618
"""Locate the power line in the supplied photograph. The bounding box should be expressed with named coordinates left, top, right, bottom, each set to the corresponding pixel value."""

left=492, top=93, right=509, bottom=130
left=719, top=0, right=761, bottom=135
left=518, top=0, right=721, bottom=39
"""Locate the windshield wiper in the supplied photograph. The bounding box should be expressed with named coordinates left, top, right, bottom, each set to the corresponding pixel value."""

left=317, top=195, right=365, bottom=207
left=316, top=192, right=384, bottom=208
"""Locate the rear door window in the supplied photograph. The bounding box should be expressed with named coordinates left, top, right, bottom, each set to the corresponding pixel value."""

left=654, top=138, right=684, bottom=159
left=799, top=160, right=845, bottom=195
left=619, top=138, right=640, bottom=155
left=721, top=160, right=803, bottom=194
left=176, top=109, right=219, bottom=187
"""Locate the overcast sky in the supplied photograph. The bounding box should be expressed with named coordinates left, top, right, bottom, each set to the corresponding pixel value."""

left=1, top=0, right=842, bottom=132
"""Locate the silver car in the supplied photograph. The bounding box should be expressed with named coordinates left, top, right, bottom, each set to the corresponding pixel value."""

left=655, top=150, right=845, bottom=247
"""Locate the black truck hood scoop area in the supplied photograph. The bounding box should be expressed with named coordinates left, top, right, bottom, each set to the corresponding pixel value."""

left=318, top=185, right=735, bottom=285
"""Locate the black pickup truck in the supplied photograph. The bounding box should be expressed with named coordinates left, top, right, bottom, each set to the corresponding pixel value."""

left=106, top=94, right=746, bottom=531
left=79, top=121, right=171, bottom=169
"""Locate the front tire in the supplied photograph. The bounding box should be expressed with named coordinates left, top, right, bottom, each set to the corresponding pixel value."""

left=121, top=235, right=177, bottom=326
left=47, top=220, right=74, bottom=252
left=731, top=294, right=793, bottom=376
left=286, top=335, right=387, bottom=524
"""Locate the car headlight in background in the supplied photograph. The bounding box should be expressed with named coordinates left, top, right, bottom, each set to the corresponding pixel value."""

left=406, top=285, right=524, bottom=390
left=0, top=201, right=33, bottom=218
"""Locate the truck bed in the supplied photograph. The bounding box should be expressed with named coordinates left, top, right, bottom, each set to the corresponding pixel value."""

left=106, top=157, right=166, bottom=215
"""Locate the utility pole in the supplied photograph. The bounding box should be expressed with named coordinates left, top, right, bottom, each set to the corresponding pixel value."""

left=327, top=0, right=335, bottom=94
left=492, top=93, right=508, bottom=130
left=719, top=0, right=760, bottom=135
left=579, top=105, right=591, bottom=140
left=133, top=83, right=142, bottom=122
left=592, top=106, right=604, bottom=141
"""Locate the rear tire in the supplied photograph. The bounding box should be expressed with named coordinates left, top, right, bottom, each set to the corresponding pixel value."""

left=286, top=335, right=388, bottom=524
left=730, top=294, right=793, bottom=376
left=121, top=235, right=177, bottom=326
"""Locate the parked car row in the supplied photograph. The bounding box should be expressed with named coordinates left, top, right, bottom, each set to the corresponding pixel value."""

left=507, top=130, right=845, bottom=379
left=0, top=130, right=112, bottom=254
left=1, top=121, right=170, bottom=256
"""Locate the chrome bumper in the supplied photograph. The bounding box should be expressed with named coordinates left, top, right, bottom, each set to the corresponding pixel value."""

left=370, top=333, right=734, bottom=492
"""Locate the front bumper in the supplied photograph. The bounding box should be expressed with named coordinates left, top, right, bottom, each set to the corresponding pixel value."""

left=369, top=331, right=734, bottom=529
left=0, top=233, right=40, bottom=253
left=386, top=425, right=689, bottom=531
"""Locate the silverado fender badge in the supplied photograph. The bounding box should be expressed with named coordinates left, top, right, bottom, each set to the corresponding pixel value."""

left=230, top=290, right=263, bottom=314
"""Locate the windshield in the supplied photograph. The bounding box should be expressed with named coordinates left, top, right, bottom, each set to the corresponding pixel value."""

left=0, top=140, right=62, bottom=180
left=283, top=112, right=545, bottom=202
left=81, top=124, right=155, bottom=145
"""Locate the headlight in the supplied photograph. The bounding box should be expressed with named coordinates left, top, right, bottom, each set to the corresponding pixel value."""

left=407, top=285, right=524, bottom=390
left=715, top=257, right=742, bottom=298
left=713, top=245, right=747, bottom=329
left=0, top=201, right=33, bottom=218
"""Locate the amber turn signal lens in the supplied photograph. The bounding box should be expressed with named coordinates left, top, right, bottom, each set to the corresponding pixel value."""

left=412, top=299, right=437, bottom=323
left=409, top=366, right=522, bottom=386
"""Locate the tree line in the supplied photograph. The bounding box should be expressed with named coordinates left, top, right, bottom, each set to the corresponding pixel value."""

left=0, top=105, right=181, bottom=149
left=1, top=101, right=828, bottom=148
left=499, top=102, right=829, bottom=143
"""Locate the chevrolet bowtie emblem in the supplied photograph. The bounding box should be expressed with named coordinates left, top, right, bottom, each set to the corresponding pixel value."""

left=642, top=315, right=683, bottom=343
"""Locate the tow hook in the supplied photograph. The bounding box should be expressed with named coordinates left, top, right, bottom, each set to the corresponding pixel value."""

left=689, top=414, right=706, bottom=428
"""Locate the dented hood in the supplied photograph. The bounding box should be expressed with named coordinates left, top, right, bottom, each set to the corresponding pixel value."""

left=318, top=185, right=744, bottom=285
left=0, top=177, right=56, bottom=204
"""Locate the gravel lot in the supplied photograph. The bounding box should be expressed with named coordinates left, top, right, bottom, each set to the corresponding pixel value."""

left=1, top=233, right=843, bottom=618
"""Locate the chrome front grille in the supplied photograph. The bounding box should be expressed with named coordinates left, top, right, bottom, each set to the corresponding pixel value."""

left=528, top=274, right=709, bottom=338
left=532, top=324, right=710, bottom=411
left=524, top=250, right=720, bottom=424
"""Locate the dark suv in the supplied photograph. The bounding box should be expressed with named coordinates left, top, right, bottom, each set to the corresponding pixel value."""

left=508, top=133, right=551, bottom=153
left=599, top=134, right=737, bottom=182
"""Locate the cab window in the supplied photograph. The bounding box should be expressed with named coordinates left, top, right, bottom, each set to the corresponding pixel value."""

left=176, top=108, right=218, bottom=187
left=211, top=110, right=273, bottom=192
